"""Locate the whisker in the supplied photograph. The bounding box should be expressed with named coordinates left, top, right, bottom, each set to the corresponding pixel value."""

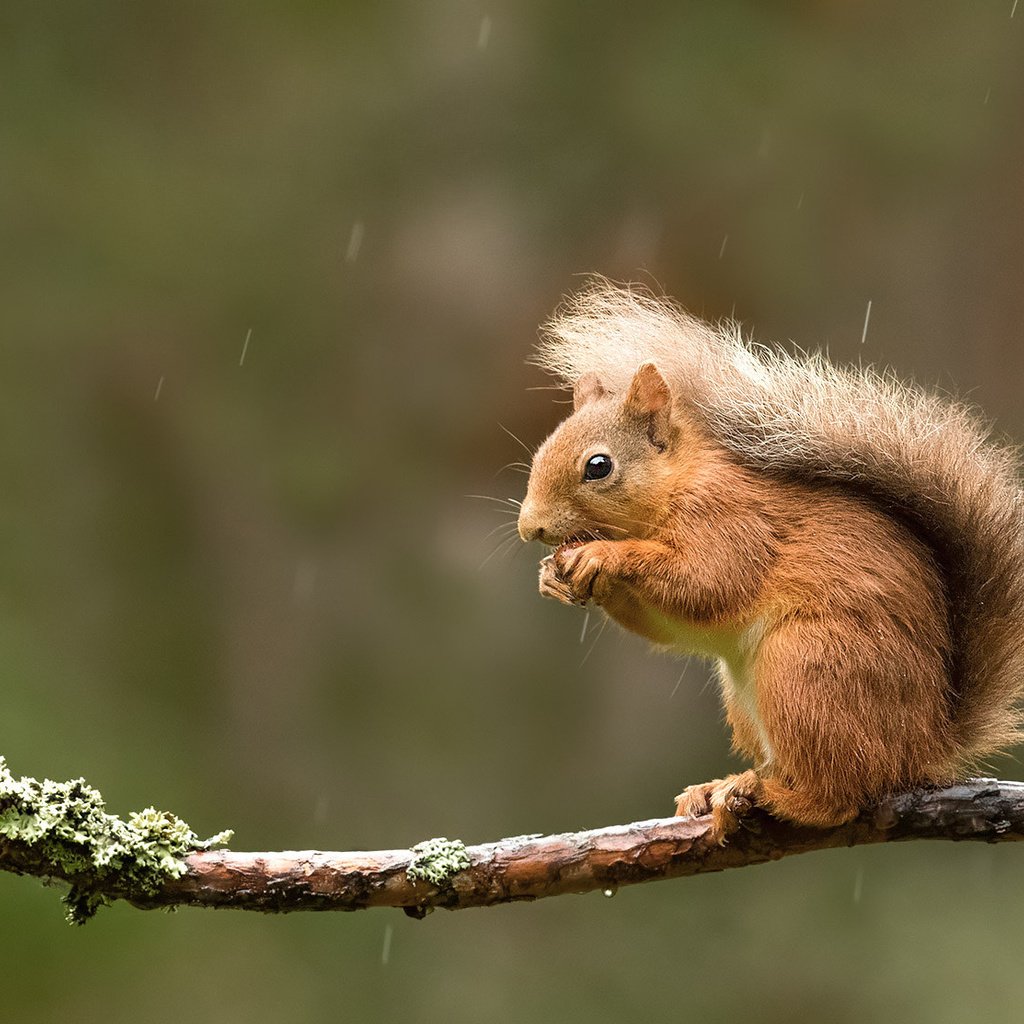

left=584, top=519, right=633, bottom=539
left=699, top=671, right=718, bottom=697
left=497, top=423, right=534, bottom=458
left=579, top=612, right=609, bottom=668
left=586, top=514, right=663, bottom=536
left=478, top=532, right=522, bottom=570
left=615, top=512, right=663, bottom=530
left=493, top=461, right=531, bottom=478
left=466, top=494, right=521, bottom=509
left=501, top=533, right=527, bottom=562
left=525, top=387, right=572, bottom=403
left=618, top=514, right=664, bottom=531
left=579, top=608, right=591, bottom=644
left=482, top=521, right=520, bottom=543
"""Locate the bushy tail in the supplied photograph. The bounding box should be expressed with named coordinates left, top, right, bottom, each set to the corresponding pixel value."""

left=537, top=281, right=1024, bottom=763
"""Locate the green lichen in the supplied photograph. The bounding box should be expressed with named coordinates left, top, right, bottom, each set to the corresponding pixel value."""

left=0, top=756, right=232, bottom=925
left=406, top=837, right=471, bottom=887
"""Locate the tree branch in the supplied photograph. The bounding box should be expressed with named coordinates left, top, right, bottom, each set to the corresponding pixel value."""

left=4, top=778, right=1024, bottom=918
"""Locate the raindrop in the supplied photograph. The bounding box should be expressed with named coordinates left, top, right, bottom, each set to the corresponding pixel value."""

left=478, top=15, right=492, bottom=50
left=239, top=327, right=252, bottom=367
left=346, top=222, right=365, bottom=263
left=860, top=300, right=872, bottom=346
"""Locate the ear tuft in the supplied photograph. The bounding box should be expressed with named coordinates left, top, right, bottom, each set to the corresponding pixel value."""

left=573, top=372, right=607, bottom=410
left=624, top=363, right=670, bottom=416
left=623, top=363, right=673, bottom=448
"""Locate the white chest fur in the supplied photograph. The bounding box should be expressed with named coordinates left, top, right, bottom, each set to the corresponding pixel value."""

left=644, top=608, right=774, bottom=763
left=717, top=649, right=774, bottom=763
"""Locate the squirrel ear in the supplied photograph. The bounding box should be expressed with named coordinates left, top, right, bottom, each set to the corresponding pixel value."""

left=623, top=363, right=673, bottom=449
left=573, top=372, right=607, bottom=410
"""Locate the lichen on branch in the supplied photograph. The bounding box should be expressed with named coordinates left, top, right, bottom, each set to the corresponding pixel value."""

left=406, top=837, right=472, bottom=886
left=0, top=756, right=232, bottom=924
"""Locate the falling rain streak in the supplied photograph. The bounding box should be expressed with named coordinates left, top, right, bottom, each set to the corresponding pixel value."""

left=478, top=15, right=492, bottom=49
left=346, top=222, right=365, bottom=263
left=239, top=328, right=252, bottom=367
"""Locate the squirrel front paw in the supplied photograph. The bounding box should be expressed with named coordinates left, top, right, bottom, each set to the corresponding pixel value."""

left=552, top=540, right=619, bottom=606
left=538, top=555, right=579, bottom=606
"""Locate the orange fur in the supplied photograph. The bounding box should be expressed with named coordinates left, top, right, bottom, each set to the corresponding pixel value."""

left=519, top=285, right=1024, bottom=841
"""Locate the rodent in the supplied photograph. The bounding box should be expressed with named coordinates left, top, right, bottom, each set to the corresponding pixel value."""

left=517, top=281, right=1024, bottom=841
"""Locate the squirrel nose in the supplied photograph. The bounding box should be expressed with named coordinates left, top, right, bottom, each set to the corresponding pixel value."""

left=517, top=502, right=545, bottom=543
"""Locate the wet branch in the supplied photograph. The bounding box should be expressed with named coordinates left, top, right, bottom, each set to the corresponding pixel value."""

left=3, top=778, right=1024, bottom=918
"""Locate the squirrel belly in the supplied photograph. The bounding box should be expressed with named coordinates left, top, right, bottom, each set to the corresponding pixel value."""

left=517, top=282, right=1024, bottom=841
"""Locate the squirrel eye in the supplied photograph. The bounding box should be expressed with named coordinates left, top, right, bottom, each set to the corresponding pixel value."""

left=582, top=454, right=614, bottom=481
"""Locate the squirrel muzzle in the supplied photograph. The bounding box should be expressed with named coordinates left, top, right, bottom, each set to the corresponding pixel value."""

left=517, top=501, right=548, bottom=544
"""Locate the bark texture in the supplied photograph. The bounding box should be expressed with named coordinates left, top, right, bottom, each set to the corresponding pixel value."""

left=4, top=779, right=1023, bottom=917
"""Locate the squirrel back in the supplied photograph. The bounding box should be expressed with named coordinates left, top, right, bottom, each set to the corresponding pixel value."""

left=535, top=282, right=1024, bottom=767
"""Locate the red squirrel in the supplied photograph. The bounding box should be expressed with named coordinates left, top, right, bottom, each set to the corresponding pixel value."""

left=517, top=282, right=1024, bottom=842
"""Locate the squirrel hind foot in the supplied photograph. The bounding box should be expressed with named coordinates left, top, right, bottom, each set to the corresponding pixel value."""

left=674, top=770, right=764, bottom=844
left=676, top=771, right=863, bottom=843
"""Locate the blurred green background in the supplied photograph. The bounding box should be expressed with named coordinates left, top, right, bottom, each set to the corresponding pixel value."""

left=2, top=1, right=1023, bottom=1020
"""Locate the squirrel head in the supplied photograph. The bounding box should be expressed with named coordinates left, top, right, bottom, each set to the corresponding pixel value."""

left=518, top=363, right=686, bottom=546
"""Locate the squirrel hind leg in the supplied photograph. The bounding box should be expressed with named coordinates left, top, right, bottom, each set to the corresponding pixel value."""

left=675, top=770, right=860, bottom=843
left=757, top=776, right=860, bottom=830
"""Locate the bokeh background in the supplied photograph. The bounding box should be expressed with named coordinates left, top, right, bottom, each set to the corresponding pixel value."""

left=2, top=2, right=1023, bottom=1020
